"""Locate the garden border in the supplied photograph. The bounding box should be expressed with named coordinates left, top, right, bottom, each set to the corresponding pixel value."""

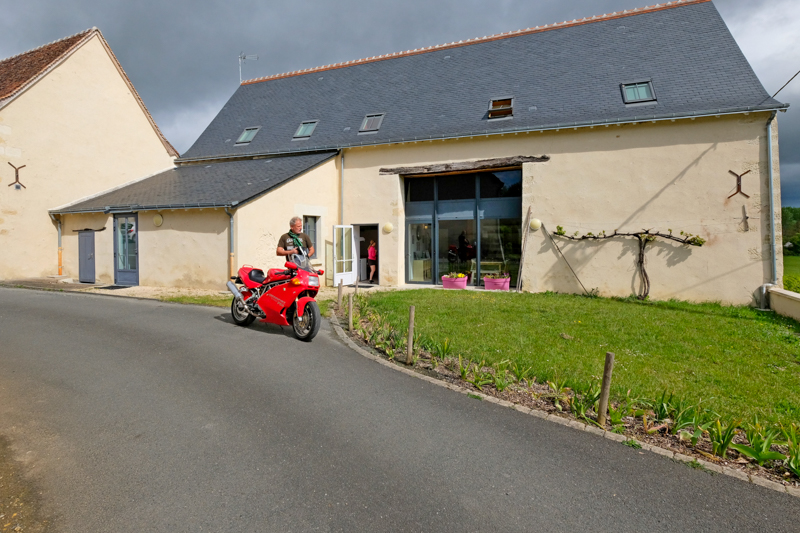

left=327, top=315, right=800, bottom=499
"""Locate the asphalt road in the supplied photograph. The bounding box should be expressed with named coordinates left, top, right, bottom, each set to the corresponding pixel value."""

left=1, top=288, right=799, bottom=532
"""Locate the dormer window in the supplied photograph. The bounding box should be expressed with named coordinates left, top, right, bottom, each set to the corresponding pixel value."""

left=236, top=127, right=260, bottom=144
left=488, top=97, right=513, bottom=119
left=621, top=81, right=656, bottom=104
left=359, top=113, right=384, bottom=134
left=293, top=120, right=318, bottom=139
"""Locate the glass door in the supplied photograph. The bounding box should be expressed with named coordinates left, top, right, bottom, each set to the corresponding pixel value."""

left=333, top=225, right=356, bottom=286
left=114, top=214, right=139, bottom=286
left=407, top=221, right=433, bottom=283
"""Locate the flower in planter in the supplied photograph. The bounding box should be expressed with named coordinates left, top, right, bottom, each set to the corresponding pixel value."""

left=484, top=272, right=510, bottom=279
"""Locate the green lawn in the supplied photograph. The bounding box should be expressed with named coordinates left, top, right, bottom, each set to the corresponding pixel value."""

left=362, top=290, right=800, bottom=426
left=785, top=256, right=800, bottom=277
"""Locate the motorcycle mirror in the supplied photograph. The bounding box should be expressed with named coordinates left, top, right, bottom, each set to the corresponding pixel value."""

left=285, top=261, right=298, bottom=270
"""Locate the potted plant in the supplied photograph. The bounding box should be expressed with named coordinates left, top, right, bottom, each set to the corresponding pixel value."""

left=483, top=272, right=511, bottom=291
left=441, top=272, right=469, bottom=289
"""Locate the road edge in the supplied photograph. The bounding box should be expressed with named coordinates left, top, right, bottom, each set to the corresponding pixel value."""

left=327, top=316, right=800, bottom=499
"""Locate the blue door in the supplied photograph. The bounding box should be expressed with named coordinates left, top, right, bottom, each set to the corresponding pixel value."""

left=78, top=230, right=95, bottom=283
left=113, top=214, right=139, bottom=286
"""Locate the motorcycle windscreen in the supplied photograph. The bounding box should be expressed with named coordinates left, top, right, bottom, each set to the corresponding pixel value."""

left=333, top=225, right=356, bottom=287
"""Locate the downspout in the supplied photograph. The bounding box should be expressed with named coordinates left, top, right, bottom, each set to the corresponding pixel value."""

left=340, top=152, right=345, bottom=225
left=49, top=214, right=63, bottom=276
left=225, top=207, right=235, bottom=279
left=767, top=111, right=778, bottom=285
left=759, top=111, right=778, bottom=309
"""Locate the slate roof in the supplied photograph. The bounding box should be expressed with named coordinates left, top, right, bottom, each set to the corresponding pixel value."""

left=0, top=28, right=178, bottom=157
left=51, top=151, right=337, bottom=214
left=181, top=0, right=787, bottom=162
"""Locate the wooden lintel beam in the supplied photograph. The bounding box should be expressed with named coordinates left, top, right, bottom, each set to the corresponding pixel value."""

left=379, top=155, right=549, bottom=176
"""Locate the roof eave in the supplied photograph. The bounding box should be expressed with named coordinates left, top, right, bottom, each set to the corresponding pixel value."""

left=50, top=201, right=237, bottom=216
left=177, top=104, right=789, bottom=164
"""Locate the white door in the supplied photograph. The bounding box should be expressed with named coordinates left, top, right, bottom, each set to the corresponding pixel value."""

left=333, top=225, right=356, bottom=286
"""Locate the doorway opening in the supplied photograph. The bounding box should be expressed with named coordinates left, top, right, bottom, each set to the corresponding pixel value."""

left=354, top=224, right=379, bottom=284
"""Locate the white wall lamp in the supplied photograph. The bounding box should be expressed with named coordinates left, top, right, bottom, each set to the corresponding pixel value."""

left=529, top=218, right=542, bottom=231
left=153, top=214, right=163, bottom=227
left=382, top=222, right=394, bottom=234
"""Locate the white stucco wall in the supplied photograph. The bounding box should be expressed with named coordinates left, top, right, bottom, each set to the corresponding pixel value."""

left=0, top=34, right=175, bottom=279
left=61, top=209, right=229, bottom=289
left=341, top=112, right=780, bottom=304
left=235, top=158, right=340, bottom=283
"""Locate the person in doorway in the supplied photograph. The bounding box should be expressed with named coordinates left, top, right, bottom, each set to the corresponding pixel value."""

left=276, top=216, right=314, bottom=258
left=367, top=239, right=377, bottom=283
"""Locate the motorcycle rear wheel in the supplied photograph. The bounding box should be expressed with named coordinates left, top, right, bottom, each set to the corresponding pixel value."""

left=291, top=301, right=321, bottom=342
left=231, top=297, right=256, bottom=327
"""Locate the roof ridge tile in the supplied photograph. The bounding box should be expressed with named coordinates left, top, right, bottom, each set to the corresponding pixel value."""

left=0, top=27, right=94, bottom=65
left=241, top=0, right=707, bottom=86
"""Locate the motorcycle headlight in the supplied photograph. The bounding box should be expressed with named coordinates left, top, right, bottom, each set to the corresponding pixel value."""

left=308, top=275, right=320, bottom=287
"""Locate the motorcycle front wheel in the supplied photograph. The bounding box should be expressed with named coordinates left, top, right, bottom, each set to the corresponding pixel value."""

left=231, top=297, right=255, bottom=327
left=291, top=301, right=321, bottom=342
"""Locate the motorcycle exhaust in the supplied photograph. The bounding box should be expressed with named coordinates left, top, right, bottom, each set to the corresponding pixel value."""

left=226, top=281, right=245, bottom=302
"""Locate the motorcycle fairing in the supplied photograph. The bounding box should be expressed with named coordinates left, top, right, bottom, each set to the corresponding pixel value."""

left=296, top=296, right=316, bottom=317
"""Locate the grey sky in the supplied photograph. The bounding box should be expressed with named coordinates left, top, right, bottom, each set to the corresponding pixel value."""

left=2, top=0, right=798, bottom=204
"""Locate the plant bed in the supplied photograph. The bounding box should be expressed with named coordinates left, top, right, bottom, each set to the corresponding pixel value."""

left=331, top=291, right=800, bottom=489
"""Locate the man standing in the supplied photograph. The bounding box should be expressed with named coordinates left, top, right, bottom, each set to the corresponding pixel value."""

left=277, top=216, right=315, bottom=258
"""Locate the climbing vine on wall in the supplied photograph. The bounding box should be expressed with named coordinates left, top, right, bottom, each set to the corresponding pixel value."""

left=550, top=226, right=706, bottom=300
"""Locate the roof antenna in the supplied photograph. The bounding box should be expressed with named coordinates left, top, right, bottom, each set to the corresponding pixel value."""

left=239, top=52, right=258, bottom=84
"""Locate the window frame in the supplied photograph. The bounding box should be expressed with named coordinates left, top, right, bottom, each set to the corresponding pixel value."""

left=235, top=127, right=261, bottom=145
left=488, top=97, right=514, bottom=120
left=620, top=80, right=657, bottom=104
left=293, top=120, right=319, bottom=140
left=359, top=113, right=385, bottom=134
left=302, top=215, right=319, bottom=259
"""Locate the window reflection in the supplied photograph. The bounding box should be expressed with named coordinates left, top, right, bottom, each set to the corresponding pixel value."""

left=438, top=220, right=476, bottom=285
left=480, top=218, right=521, bottom=286
left=408, top=223, right=432, bottom=282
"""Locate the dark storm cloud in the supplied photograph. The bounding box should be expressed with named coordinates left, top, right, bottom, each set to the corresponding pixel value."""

left=1, top=0, right=797, bottom=202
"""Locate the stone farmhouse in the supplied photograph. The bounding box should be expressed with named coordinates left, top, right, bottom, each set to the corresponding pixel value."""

left=20, top=1, right=792, bottom=304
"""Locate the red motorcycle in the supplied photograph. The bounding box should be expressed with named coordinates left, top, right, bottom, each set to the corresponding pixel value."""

left=226, top=251, right=323, bottom=341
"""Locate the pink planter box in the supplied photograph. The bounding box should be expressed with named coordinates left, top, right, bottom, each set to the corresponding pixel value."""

left=441, top=276, right=468, bottom=289
left=483, top=277, right=510, bottom=291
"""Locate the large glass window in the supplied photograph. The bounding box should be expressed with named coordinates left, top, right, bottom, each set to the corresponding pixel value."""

left=438, top=175, right=475, bottom=201
left=404, top=177, right=434, bottom=202
left=403, top=169, right=522, bottom=285
left=480, top=171, right=523, bottom=198
left=408, top=222, right=433, bottom=282
left=438, top=219, right=476, bottom=285
left=480, top=218, right=522, bottom=286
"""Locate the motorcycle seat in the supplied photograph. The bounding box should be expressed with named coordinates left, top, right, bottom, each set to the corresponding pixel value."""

left=248, top=269, right=267, bottom=284
left=266, top=268, right=291, bottom=282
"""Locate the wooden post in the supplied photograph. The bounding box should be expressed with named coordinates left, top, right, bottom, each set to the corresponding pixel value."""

left=348, top=293, right=354, bottom=332
left=406, top=305, right=415, bottom=365
left=354, top=276, right=359, bottom=295
left=597, top=352, right=615, bottom=427
left=337, top=280, right=343, bottom=307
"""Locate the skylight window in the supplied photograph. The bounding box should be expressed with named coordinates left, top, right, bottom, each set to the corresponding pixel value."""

left=236, top=127, right=260, bottom=144
left=488, top=97, right=513, bottom=119
left=359, top=113, right=385, bottom=133
left=621, top=81, right=656, bottom=104
left=293, top=121, right=318, bottom=139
